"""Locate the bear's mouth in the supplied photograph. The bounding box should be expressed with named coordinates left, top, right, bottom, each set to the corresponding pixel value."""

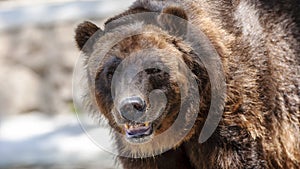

left=124, top=122, right=153, bottom=143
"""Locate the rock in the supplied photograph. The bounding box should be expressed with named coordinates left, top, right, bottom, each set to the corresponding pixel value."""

left=0, top=65, right=42, bottom=115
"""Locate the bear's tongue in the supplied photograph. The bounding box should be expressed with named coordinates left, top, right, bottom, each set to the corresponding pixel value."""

left=125, top=123, right=152, bottom=138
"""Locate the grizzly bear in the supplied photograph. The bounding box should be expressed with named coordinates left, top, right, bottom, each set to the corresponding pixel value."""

left=75, top=0, right=300, bottom=168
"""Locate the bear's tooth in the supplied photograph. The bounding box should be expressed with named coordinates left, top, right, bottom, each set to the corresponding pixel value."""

left=145, top=122, right=149, bottom=127
left=124, top=124, right=129, bottom=129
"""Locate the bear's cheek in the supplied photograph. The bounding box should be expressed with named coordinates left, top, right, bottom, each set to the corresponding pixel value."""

left=95, top=92, right=113, bottom=118
left=152, top=91, right=181, bottom=135
left=94, top=84, right=117, bottom=128
left=153, top=107, right=180, bottom=135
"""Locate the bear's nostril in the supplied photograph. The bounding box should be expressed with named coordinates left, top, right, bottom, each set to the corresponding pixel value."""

left=132, top=102, right=144, bottom=112
left=119, top=97, right=146, bottom=121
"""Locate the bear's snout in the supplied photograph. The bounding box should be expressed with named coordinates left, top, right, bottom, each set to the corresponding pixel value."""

left=118, top=96, right=146, bottom=123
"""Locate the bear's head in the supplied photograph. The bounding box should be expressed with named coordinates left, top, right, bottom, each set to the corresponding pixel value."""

left=75, top=6, right=213, bottom=157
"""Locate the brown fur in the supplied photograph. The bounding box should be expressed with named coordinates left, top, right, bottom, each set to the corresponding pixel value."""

left=75, top=0, right=300, bottom=168
left=75, top=21, right=100, bottom=50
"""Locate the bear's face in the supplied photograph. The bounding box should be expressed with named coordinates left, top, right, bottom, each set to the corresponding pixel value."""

left=94, top=34, right=188, bottom=144
left=75, top=7, right=209, bottom=156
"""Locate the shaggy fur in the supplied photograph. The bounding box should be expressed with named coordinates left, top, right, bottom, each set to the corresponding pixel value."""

left=75, top=0, right=300, bottom=168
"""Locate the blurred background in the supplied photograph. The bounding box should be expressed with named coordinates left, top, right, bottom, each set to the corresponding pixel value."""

left=0, top=0, right=134, bottom=168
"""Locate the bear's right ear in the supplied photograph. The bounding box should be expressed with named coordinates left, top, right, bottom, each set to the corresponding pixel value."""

left=75, top=21, right=103, bottom=52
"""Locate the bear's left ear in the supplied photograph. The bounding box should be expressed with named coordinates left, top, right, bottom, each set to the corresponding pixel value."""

left=158, top=6, right=188, bottom=37
left=75, top=21, right=103, bottom=53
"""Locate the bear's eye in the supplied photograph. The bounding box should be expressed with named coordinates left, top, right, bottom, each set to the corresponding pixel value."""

left=145, top=68, right=162, bottom=74
left=106, top=69, right=115, bottom=81
left=104, top=56, right=122, bottom=82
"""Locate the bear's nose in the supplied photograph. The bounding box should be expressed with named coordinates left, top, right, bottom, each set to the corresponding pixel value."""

left=119, top=96, right=146, bottom=122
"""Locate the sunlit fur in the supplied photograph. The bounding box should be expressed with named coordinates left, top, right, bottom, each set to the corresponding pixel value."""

left=75, top=0, right=300, bottom=168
